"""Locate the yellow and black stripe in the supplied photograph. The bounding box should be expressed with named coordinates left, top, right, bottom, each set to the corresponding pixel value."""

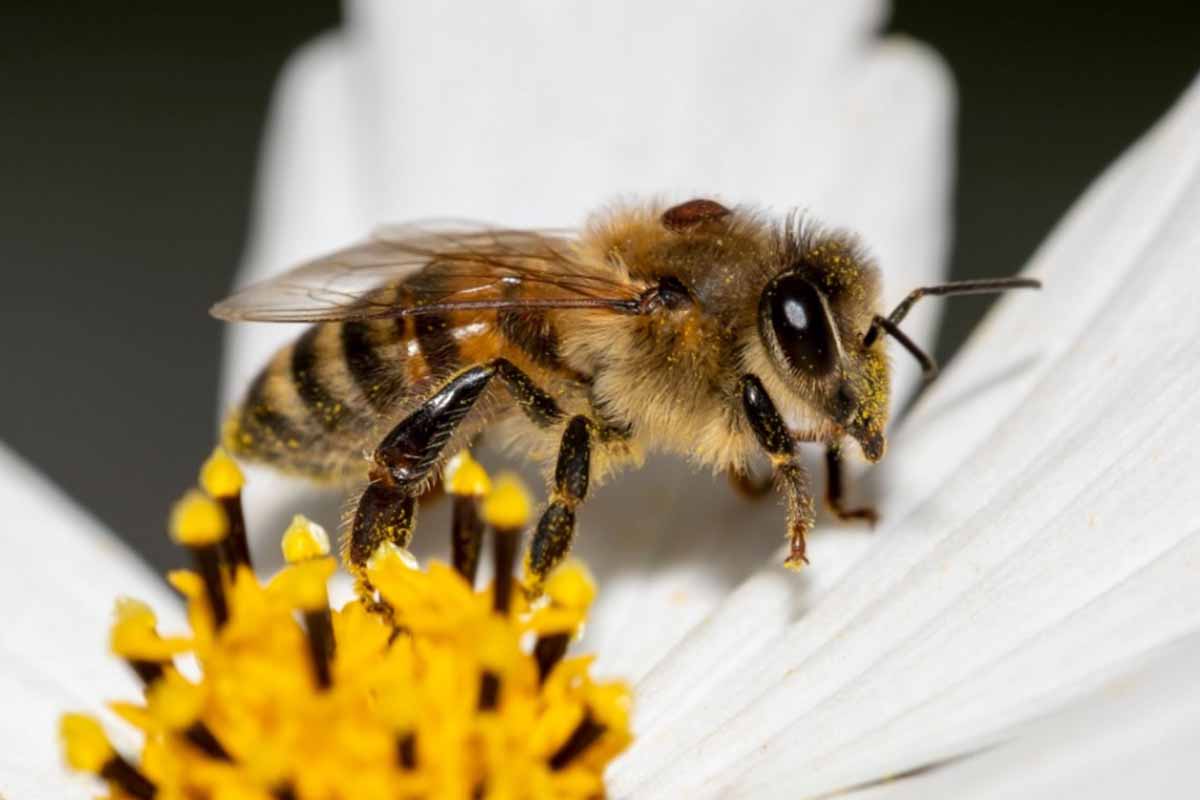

left=225, top=272, right=588, bottom=481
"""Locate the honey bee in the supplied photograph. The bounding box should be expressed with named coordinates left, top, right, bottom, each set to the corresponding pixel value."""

left=213, top=198, right=1038, bottom=589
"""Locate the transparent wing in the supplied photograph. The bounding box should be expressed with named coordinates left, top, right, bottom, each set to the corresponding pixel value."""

left=210, top=222, right=641, bottom=323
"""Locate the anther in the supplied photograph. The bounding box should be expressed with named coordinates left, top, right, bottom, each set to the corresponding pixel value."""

left=281, top=513, right=331, bottom=563
left=169, top=491, right=231, bottom=628
left=144, top=669, right=231, bottom=761
left=200, top=447, right=251, bottom=570
left=444, top=451, right=491, bottom=585
left=532, top=561, right=596, bottom=682
left=60, top=714, right=157, bottom=799
left=281, top=515, right=336, bottom=689
left=109, top=599, right=230, bottom=760
left=110, top=598, right=187, bottom=684
left=481, top=474, right=531, bottom=614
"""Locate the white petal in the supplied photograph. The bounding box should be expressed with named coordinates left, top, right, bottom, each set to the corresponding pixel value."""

left=845, top=633, right=1200, bottom=800
left=0, top=443, right=183, bottom=798
left=611, top=72, right=1200, bottom=797
left=223, top=0, right=953, bottom=676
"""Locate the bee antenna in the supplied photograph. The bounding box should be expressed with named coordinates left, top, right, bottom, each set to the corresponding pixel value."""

left=864, top=276, right=1042, bottom=381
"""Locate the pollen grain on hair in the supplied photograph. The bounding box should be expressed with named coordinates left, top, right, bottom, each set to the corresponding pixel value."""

left=60, top=448, right=632, bottom=799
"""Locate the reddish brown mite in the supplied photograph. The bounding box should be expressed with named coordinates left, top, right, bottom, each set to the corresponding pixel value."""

left=213, top=198, right=1039, bottom=592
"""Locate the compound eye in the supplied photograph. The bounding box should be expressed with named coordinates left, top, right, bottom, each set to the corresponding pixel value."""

left=767, top=274, right=838, bottom=376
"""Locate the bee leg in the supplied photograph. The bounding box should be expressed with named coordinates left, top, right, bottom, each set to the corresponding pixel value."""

left=528, top=415, right=593, bottom=591
left=348, top=365, right=496, bottom=591
left=492, top=359, right=565, bottom=429
left=349, top=482, right=417, bottom=601
left=739, top=374, right=815, bottom=569
left=349, top=359, right=566, bottom=594
left=824, top=444, right=879, bottom=525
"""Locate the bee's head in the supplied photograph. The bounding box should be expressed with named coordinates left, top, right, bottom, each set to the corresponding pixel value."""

left=756, top=225, right=889, bottom=462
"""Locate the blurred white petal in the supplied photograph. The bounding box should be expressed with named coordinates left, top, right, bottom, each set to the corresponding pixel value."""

left=223, top=0, right=953, bottom=672
left=848, top=633, right=1200, bottom=800
left=0, top=443, right=181, bottom=799
left=612, top=72, right=1200, bottom=798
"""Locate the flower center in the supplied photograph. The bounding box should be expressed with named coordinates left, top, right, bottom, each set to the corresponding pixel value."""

left=61, top=448, right=631, bottom=799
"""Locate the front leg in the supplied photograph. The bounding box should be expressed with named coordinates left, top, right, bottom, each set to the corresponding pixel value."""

left=740, top=374, right=814, bottom=569
left=824, top=443, right=879, bottom=525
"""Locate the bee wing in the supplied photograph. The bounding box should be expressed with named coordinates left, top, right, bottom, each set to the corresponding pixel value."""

left=210, top=222, right=642, bottom=323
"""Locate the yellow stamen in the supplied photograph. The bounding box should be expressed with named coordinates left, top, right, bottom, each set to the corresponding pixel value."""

left=168, top=490, right=228, bottom=546
left=444, top=449, right=492, bottom=497
left=482, top=472, right=533, bottom=530
left=59, top=713, right=113, bottom=774
left=366, top=539, right=419, bottom=573
left=270, top=557, right=336, bottom=611
left=545, top=560, right=596, bottom=613
left=199, top=446, right=244, bottom=498
left=144, top=669, right=204, bottom=731
left=529, top=562, right=595, bottom=635
left=280, top=514, right=330, bottom=563
left=166, top=569, right=203, bottom=599
left=109, top=598, right=189, bottom=661
left=61, top=450, right=633, bottom=799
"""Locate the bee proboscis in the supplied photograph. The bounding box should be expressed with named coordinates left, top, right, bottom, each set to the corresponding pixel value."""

left=213, top=198, right=1039, bottom=589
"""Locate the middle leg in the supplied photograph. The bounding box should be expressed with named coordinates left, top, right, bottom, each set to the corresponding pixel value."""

left=527, top=415, right=593, bottom=591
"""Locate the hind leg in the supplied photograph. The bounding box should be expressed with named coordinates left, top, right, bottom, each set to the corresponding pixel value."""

left=349, top=359, right=566, bottom=588
left=348, top=365, right=492, bottom=586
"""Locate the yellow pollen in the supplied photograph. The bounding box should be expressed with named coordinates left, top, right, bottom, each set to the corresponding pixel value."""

left=444, top=449, right=492, bottom=497
left=528, top=561, right=598, bottom=637
left=199, top=446, right=244, bottom=498
left=144, top=669, right=204, bottom=731
left=481, top=472, right=533, bottom=529
left=280, top=514, right=331, bottom=563
left=61, top=450, right=633, bottom=799
left=168, top=490, right=228, bottom=545
left=544, top=560, right=597, bottom=610
left=60, top=714, right=114, bottom=774
left=110, top=597, right=189, bottom=661
left=271, top=556, right=337, bottom=611
left=366, top=539, right=419, bottom=573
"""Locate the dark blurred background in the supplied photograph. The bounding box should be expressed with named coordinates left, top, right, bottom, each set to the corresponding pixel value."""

left=2, top=1, right=1197, bottom=569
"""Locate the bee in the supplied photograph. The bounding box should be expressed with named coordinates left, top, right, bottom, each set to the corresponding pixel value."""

left=213, top=198, right=1038, bottom=590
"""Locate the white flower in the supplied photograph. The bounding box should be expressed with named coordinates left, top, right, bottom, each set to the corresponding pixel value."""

left=5, top=1, right=1200, bottom=797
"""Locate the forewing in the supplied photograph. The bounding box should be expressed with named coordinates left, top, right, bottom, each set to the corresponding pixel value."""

left=210, top=222, right=639, bottom=323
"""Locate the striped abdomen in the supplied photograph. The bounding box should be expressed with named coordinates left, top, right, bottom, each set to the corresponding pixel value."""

left=223, top=284, right=575, bottom=481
